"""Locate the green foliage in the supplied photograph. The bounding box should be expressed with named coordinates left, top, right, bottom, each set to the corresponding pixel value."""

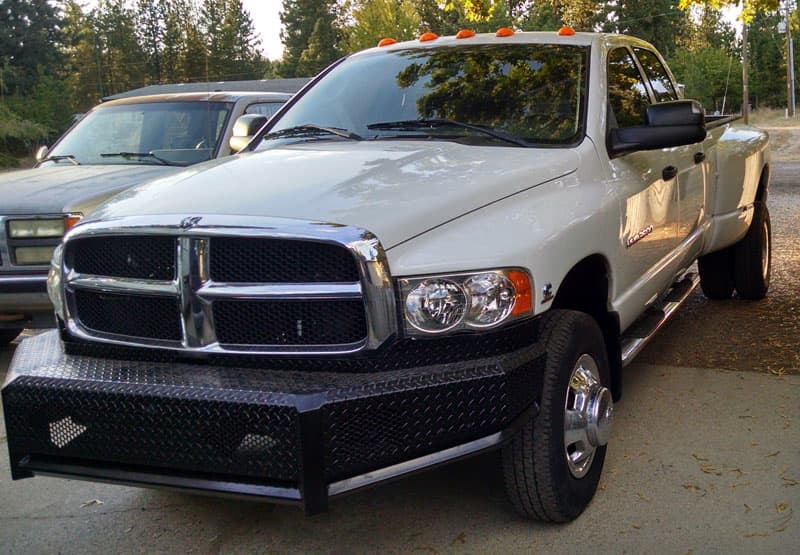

left=669, top=46, right=742, bottom=112
left=279, top=0, right=343, bottom=77
left=0, top=104, right=48, bottom=167
left=346, top=0, right=421, bottom=52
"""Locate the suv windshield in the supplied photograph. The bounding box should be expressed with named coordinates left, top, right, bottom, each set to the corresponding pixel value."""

left=262, top=43, right=588, bottom=147
left=46, top=101, right=233, bottom=166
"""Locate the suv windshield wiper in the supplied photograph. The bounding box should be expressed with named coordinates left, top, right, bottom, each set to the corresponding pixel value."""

left=262, top=124, right=364, bottom=142
left=367, top=119, right=529, bottom=147
left=41, top=154, right=80, bottom=166
left=100, top=151, right=187, bottom=166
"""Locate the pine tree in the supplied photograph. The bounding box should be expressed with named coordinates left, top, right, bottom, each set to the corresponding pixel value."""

left=279, top=0, right=342, bottom=77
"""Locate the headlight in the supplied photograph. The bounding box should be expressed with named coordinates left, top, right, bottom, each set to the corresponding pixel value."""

left=47, top=243, right=66, bottom=321
left=405, top=279, right=468, bottom=333
left=400, top=268, right=532, bottom=335
left=8, top=214, right=82, bottom=238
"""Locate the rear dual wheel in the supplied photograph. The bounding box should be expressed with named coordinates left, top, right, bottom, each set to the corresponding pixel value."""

left=502, top=310, right=613, bottom=522
left=698, top=201, right=771, bottom=301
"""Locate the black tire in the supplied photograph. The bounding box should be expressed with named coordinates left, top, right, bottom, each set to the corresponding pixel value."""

left=0, top=328, right=23, bottom=348
left=698, top=247, right=735, bottom=300
left=734, top=201, right=771, bottom=300
left=502, top=310, right=612, bottom=522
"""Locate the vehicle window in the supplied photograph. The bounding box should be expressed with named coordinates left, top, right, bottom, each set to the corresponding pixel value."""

left=607, top=47, right=651, bottom=128
left=633, top=48, right=677, bottom=102
left=245, top=102, right=284, bottom=118
left=46, top=101, right=234, bottom=166
left=263, top=44, right=589, bottom=147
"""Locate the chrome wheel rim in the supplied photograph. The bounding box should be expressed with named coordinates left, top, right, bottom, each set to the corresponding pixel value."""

left=761, top=219, right=770, bottom=281
left=564, top=354, right=614, bottom=479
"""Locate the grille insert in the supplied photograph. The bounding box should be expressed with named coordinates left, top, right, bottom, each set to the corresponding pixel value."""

left=213, top=300, right=367, bottom=346
left=75, top=290, right=182, bottom=341
left=209, top=237, right=359, bottom=283
left=70, top=236, right=176, bottom=280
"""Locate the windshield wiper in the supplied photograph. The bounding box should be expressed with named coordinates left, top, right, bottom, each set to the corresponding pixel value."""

left=262, top=124, right=364, bottom=142
left=100, top=151, right=187, bottom=166
left=367, top=119, right=529, bottom=147
left=41, top=154, right=80, bottom=166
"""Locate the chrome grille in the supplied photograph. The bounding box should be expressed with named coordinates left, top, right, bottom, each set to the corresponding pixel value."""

left=61, top=215, right=396, bottom=355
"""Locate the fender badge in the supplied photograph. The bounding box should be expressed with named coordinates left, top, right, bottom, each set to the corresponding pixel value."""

left=542, top=283, right=554, bottom=303
left=626, top=225, right=653, bottom=248
left=180, top=216, right=203, bottom=230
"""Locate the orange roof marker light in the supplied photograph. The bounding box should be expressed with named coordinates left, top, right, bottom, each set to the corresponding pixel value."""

left=378, top=37, right=397, bottom=47
left=419, top=32, right=439, bottom=42
left=558, top=26, right=576, bottom=36
left=456, top=29, right=475, bottom=39
left=496, top=27, right=515, bottom=37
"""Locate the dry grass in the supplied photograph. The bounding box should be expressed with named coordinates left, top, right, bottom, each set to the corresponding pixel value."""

left=749, top=107, right=800, bottom=128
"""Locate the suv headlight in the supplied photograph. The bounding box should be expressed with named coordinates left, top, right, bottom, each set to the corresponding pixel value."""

left=47, top=243, right=66, bottom=321
left=399, top=268, right=532, bottom=335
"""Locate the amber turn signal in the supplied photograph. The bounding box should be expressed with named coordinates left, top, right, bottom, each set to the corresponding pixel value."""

left=507, top=270, right=533, bottom=316
left=65, top=214, right=82, bottom=231
left=377, top=38, right=397, bottom=47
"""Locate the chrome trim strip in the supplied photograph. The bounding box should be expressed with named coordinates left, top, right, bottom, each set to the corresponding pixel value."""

left=69, top=274, right=178, bottom=296
left=197, top=282, right=362, bottom=300
left=62, top=214, right=397, bottom=355
left=0, top=216, right=10, bottom=271
left=0, top=275, right=49, bottom=286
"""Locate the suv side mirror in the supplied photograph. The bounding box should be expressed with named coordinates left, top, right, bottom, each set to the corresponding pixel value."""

left=229, top=114, right=268, bottom=153
left=35, top=145, right=49, bottom=163
left=608, top=99, right=706, bottom=158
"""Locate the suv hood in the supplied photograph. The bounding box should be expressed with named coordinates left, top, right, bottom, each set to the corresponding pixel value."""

left=0, top=164, right=177, bottom=215
left=88, top=141, right=579, bottom=248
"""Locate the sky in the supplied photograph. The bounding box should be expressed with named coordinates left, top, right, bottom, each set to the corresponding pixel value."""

left=242, top=0, right=284, bottom=61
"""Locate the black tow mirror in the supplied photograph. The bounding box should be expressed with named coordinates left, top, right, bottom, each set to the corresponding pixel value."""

left=229, top=114, right=268, bottom=153
left=608, top=99, right=706, bottom=158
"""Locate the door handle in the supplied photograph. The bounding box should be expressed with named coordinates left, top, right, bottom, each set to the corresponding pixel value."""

left=662, top=165, right=678, bottom=181
left=694, top=152, right=706, bottom=164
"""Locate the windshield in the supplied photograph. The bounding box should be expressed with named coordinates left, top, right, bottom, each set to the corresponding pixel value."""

left=46, top=101, right=233, bottom=165
left=262, top=43, right=588, bottom=148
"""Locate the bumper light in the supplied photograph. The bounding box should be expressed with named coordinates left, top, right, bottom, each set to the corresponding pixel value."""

left=15, top=246, right=56, bottom=265
left=400, top=268, right=533, bottom=335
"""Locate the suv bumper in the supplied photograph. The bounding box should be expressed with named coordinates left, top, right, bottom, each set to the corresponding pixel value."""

left=0, top=274, right=54, bottom=329
left=3, top=329, right=544, bottom=514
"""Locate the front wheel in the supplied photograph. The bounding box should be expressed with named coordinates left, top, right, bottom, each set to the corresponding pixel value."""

left=502, top=310, right=613, bottom=522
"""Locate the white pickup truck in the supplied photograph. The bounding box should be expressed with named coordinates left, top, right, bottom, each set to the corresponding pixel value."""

left=3, top=30, right=770, bottom=522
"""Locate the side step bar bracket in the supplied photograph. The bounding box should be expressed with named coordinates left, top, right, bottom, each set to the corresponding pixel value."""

left=620, top=272, right=700, bottom=367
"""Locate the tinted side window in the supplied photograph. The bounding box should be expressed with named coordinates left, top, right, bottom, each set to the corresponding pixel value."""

left=633, top=48, right=677, bottom=102
left=607, top=48, right=651, bottom=128
left=245, top=102, right=284, bottom=118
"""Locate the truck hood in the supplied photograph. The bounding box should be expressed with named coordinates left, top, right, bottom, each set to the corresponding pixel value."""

left=88, top=141, right=579, bottom=248
left=0, top=164, right=178, bottom=215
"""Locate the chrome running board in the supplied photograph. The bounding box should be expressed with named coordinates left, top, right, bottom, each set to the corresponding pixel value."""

left=620, top=272, right=700, bottom=367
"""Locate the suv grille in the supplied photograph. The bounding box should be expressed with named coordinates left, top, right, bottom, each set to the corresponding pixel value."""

left=64, top=229, right=376, bottom=353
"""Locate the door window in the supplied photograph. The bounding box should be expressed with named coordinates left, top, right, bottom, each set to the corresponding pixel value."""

left=607, top=48, right=651, bottom=128
left=633, top=48, right=678, bottom=103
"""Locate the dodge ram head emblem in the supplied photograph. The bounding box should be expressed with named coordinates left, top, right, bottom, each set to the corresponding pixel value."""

left=179, top=216, right=203, bottom=230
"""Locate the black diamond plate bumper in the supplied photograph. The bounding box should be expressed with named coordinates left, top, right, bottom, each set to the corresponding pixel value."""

left=3, top=330, right=545, bottom=514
